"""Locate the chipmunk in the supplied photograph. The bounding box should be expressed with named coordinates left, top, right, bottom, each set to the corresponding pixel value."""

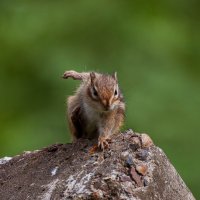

left=62, top=70, right=125, bottom=150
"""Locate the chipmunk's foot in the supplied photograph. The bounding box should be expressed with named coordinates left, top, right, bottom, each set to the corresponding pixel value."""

left=98, top=136, right=111, bottom=151
left=62, top=70, right=82, bottom=80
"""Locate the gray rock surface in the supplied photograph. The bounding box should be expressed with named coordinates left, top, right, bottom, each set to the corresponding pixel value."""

left=0, top=130, right=195, bottom=200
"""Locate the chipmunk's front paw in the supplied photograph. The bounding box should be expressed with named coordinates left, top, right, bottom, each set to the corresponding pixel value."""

left=98, top=135, right=111, bottom=150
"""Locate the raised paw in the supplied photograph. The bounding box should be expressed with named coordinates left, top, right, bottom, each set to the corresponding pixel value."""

left=98, top=136, right=111, bottom=151
left=62, top=70, right=81, bottom=80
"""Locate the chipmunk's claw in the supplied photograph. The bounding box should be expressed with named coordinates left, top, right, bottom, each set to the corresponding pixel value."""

left=62, top=70, right=74, bottom=79
left=98, top=136, right=111, bottom=151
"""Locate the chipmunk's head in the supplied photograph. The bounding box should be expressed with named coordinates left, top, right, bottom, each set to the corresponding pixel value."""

left=87, top=72, right=123, bottom=112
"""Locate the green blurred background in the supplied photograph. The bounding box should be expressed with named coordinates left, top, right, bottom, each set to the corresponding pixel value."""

left=0, top=0, right=199, bottom=198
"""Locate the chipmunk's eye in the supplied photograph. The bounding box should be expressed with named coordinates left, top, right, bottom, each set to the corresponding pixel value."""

left=93, top=87, right=98, bottom=97
left=114, top=89, right=118, bottom=96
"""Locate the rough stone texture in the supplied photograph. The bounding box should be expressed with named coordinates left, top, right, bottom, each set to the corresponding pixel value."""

left=0, top=130, right=195, bottom=200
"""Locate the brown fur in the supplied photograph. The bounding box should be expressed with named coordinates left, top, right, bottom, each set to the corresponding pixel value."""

left=63, top=70, right=125, bottom=149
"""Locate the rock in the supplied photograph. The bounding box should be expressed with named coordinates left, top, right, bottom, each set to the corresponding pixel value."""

left=131, top=136, right=141, bottom=147
left=136, top=164, right=148, bottom=175
left=144, top=178, right=149, bottom=186
left=120, top=174, right=132, bottom=182
left=141, top=133, right=154, bottom=148
left=129, top=143, right=140, bottom=152
left=136, top=149, right=149, bottom=161
left=125, top=156, right=134, bottom=167
left=0, top=131, right=195, bottom=200
left=121, top=151, right=129, bottom=160
left=130, top=167, right=143, bottom=187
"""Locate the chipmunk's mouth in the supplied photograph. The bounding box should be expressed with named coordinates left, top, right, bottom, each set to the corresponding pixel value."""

left=102, top=105, right=115, bottom=112
left=101, top=110, right=111, bottom=114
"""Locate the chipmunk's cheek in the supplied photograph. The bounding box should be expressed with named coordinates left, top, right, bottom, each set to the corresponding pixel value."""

left=112, top=100, right=120, bottom=109
left=97, top=103, right=105, bottom=111
left=110, top=104, right=115, bottom=110
left=91, top=101, right=101, bottom=112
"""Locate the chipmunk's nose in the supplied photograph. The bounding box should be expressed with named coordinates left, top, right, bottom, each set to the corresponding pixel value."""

left=102, top=100, right=111, bottom=111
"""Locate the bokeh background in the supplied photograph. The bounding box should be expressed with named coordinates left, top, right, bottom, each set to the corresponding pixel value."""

left=0, top=1, right=199, bottom=198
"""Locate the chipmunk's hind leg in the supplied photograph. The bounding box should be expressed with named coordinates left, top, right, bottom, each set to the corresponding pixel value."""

left=70, top=106, right=83, bottom=139
left=67, top=95, right=83, bottom=140
left=63, top=70, right=90, bottom=80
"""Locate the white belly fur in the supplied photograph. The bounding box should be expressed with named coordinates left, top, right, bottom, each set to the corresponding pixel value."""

left=82, top=102, right=100, bottom=135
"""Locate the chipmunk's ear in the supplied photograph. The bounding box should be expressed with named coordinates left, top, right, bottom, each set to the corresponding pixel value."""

left=90, top=72, right=96, bottom=84
left=112, top=72, right=118, bottom=81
